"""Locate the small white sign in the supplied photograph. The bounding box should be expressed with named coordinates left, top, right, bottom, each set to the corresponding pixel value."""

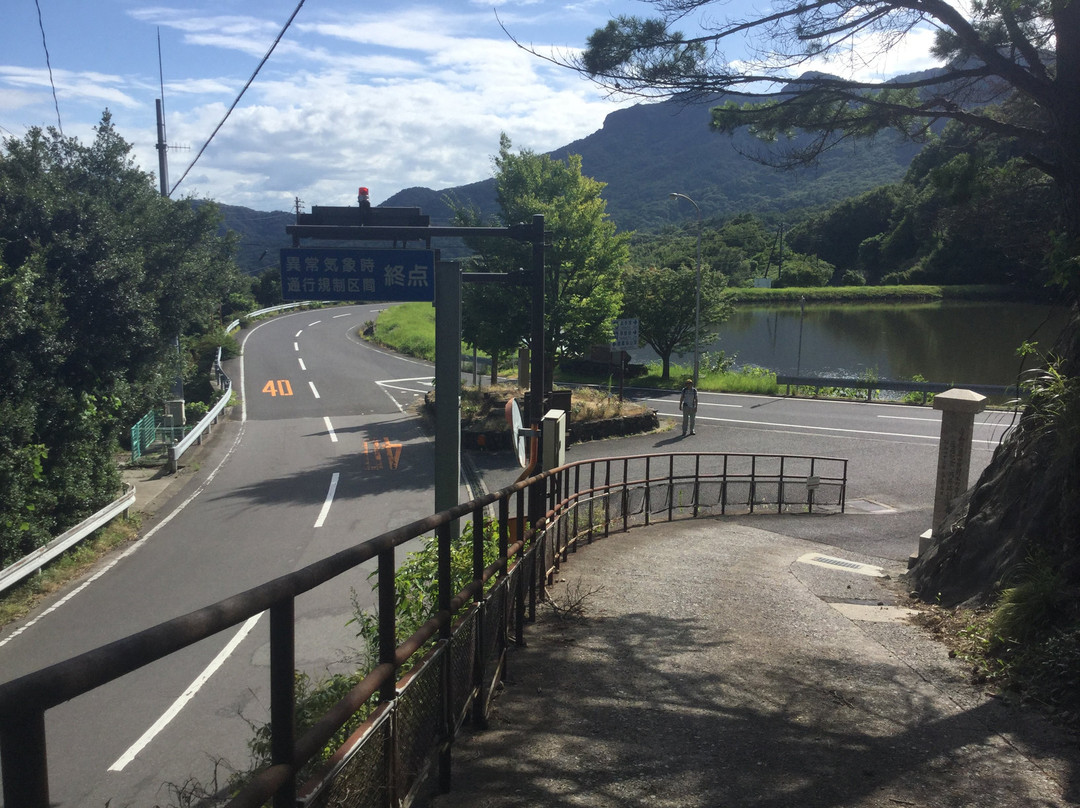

left=612, top=317, right=639, bottom=350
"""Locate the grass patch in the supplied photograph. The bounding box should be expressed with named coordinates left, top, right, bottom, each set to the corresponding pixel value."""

left=0, top=515, right=141, bottom=629
left=448, top=384, right=651, bottom=433
left=371, top=302, right=437, bottom=361
left=567, top=386, right=650, bottom=420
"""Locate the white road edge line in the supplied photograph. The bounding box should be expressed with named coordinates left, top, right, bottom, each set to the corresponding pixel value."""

left=646, top=397, right=742, bottom=409
left=308, top=381, right=321, bottom=399
left=108, top=613, right=263, bottom=772
left=381, top=388, right=404, bottom=412
left=879, top=414, right=1006, bottom=427
left=324, top=416, right=338, bottom=443
left=314, top=473, right=340, bottom=528
left=362, top=344, right=427, bottom=365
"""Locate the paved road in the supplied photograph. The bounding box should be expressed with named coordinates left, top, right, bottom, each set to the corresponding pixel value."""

left=0, top=305, right=449, bottom=807
left=473, top=386, right=1016, bottom=564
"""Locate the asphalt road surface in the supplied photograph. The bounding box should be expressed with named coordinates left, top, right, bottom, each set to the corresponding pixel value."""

left=0, top=305, right=455, bottom=807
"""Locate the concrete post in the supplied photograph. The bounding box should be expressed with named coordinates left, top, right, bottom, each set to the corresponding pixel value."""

left=924, top=388, right=986, bottom=554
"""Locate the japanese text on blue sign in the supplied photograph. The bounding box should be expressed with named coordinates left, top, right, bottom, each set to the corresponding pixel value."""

left=280, top=248, right=436, bottom=302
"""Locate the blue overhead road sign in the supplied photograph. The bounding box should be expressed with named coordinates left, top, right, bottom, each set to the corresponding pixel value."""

left=280, top=247, right=436, bottom=302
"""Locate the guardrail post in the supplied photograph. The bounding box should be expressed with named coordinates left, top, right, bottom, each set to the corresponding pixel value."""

left=2, top=709, right=49, bottom=808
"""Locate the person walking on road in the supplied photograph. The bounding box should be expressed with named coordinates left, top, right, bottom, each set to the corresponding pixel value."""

left=679, top=378, right=698, bottom=436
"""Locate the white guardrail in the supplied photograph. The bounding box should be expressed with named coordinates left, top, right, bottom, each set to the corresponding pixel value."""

left=0, top=302, right=318, bottom=594
left=0, top=487, right=137, bottom=595
left=167, top=348, right=232, bottom=473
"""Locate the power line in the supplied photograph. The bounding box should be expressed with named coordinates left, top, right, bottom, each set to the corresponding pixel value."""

left=33, top=0, right=62, bottom=134
left=169, top=0, right=306, bottom=197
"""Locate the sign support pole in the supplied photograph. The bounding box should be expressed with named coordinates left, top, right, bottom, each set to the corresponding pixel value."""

left=434, top=262, right=462, bottom=525
left=528, top=215, right=547, bottom=526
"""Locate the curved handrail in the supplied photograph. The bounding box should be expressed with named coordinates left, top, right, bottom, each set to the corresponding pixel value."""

left=0, top=451, right=845, bottom=808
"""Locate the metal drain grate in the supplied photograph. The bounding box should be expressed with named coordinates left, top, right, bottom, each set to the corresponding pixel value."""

left=813, top=556, right=862, bottom=569
left=797, top=553, right=885, bottom=577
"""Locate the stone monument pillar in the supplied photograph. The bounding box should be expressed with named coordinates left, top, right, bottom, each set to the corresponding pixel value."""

left=923, top=388, right=987, bottom=555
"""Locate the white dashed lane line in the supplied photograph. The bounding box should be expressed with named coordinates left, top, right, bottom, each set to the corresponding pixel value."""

left=314, top=473, right=340, bottom=528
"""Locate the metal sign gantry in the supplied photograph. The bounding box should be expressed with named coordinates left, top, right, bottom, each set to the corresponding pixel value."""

left=284, top=196, right=550, bottom=522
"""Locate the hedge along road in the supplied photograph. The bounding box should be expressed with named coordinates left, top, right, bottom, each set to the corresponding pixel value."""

left=0, top=304, right=457, bottom=808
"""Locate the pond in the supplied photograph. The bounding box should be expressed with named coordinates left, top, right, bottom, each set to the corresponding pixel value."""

left=642, top=301, right=1072, bottom=386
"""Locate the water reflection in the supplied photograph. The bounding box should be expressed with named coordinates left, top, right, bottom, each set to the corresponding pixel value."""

left=640, top=301, right=1070, bottom=385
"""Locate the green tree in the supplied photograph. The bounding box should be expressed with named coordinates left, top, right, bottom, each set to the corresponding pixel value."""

left=254, top=266, right=285, bottom=307
left=456, top=135, right=630, bottom=382
left=787, top=185, right=909, bottom=277
left=0, top=114, right=239, bottom=563
left=622, top=264, right=733, bottom=380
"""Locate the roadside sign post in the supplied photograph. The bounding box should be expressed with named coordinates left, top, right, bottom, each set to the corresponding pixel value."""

left=611, top=317, right=639, bottom=401
left=433, top=262, right=461, bottom=522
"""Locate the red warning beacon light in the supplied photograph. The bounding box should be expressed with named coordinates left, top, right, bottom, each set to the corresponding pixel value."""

left=358, top=187, right=370, bottom=204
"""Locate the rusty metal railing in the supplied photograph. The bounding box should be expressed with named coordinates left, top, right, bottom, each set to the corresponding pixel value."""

left=0, top=451, right=846, bottom=808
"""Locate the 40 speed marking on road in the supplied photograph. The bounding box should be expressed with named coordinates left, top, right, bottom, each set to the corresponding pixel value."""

left=262, top=379, right=294, bottom=396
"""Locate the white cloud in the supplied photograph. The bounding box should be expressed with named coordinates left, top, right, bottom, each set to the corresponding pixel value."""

left=801, top=26, right=944, bottom=82
left=0, top=67, right=142, bottom=109
left=7, top=1, right=946, bottom=212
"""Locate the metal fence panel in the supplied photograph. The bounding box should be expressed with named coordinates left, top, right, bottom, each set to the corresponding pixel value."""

left=130, top=410, right=157, bottom=462
left=0, top=451, right=848, bottom=808
left=395, top=645, right=447, bottom=803
left=308, top=708, right=392, bottom=808
left=449, top=610, right=477, bottom=731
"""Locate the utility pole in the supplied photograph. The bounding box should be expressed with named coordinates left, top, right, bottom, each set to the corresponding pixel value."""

left=155, top=99, right=169, bottom=198
left=155, top=95, right=184, bottom=411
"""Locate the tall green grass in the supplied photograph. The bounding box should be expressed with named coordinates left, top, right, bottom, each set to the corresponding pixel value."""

left=371, top=303, right=509, bottom=372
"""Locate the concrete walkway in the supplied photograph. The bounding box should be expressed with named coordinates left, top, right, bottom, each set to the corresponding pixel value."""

left=430, top=518, right=1078, bottom=808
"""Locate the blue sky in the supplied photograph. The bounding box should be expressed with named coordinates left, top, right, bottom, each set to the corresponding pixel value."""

left=1, top=1, right=942, bottom=212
